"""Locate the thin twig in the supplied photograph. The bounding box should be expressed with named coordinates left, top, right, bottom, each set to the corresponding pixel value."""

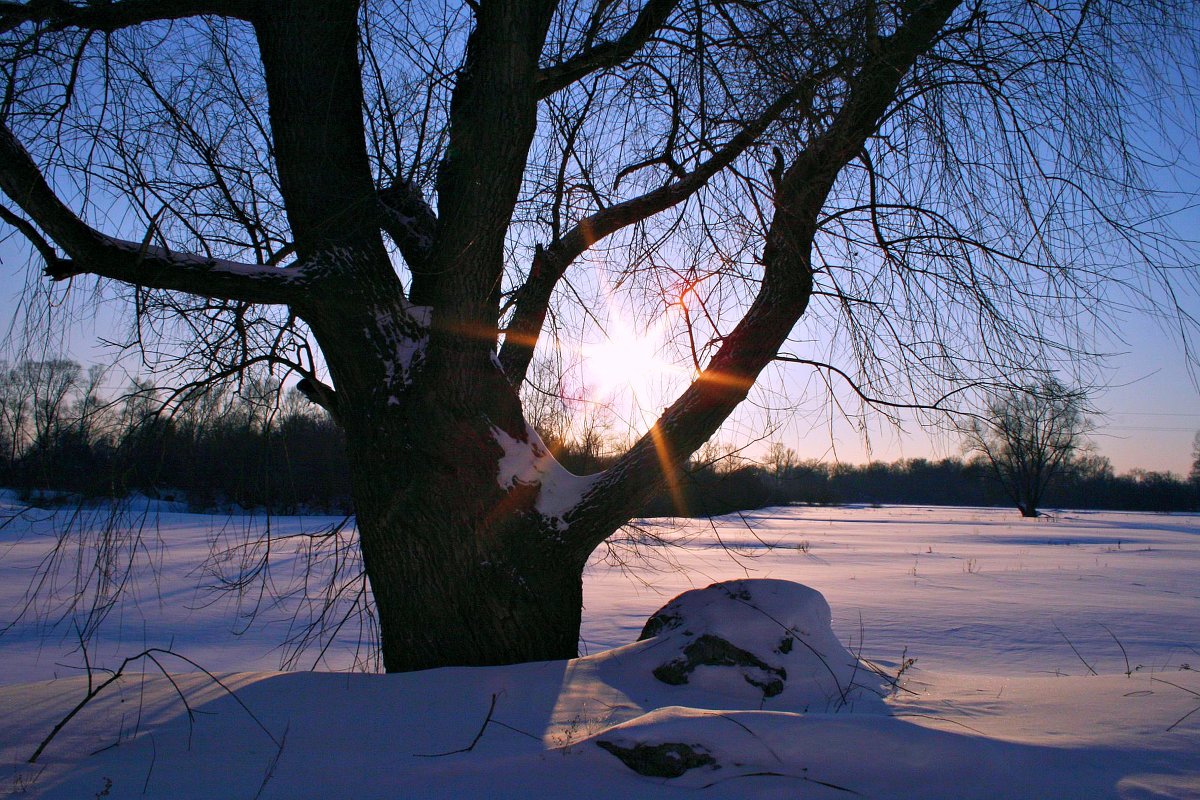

left=700, top=770, right=862, bottom=794
left=28, top=647, right=278, bottom=763
left=414, top=693, right=500, bottom=757
left=1097, top=622, right=1131, bottom=676
left=254, top=722, right=290, bottom=800
left=1053, top=622, right=1097, bottom=676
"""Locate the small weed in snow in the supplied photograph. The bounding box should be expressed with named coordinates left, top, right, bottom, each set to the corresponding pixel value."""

left=894, top=647, right=917, bottom=691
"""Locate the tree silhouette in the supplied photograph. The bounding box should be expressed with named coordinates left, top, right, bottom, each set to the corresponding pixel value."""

left=0, top=0, right=1196, bottom=669
left=964, top=380, right=1092, bottom=518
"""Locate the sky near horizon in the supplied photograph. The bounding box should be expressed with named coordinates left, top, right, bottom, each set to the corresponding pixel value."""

left=5, top=250, right=1195, bottom=477
left=812, top=336, right=1200, bottom=477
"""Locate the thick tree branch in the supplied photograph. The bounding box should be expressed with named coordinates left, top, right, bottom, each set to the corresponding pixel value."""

left=377, top=178, right=436, bottom=273
left=252, top=4, right=392, bottom=271
left=295, top=375, right=341, bottom=421
left=0, top=124, right=105, bottom=255
left=410, top=0, right=562, bottom=415
left=561, top=0, right=964, bottom=553
left=535, top=0, right=680, bottom=99
left=42, top=240, right=311, bottom=303
left=499, top=87, right=804, bottom=385
left=0, top=0, right=250, bottom=33
left=0, top=123, right=306, bottom=304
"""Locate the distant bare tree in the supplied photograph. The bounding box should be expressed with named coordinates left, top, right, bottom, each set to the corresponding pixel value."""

left=1190, top=432, right=1200, bottom=486
left=0, top=359, right=86, bottom=461
left=767, top=442, right=798, bottom=477
left=27, top=359, right=80, bottom=447
left=0, top=361, right=30, bottom=466
left=964, top=380, right=1092, bottom=517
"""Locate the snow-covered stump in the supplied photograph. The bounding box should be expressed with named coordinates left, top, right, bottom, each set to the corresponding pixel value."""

left=592, top=579, right=888, bottom=779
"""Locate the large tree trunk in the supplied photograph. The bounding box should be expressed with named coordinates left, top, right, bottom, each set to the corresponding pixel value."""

left=354, top=483, right=588, bottom=671
left=330, top=335, right=596, bottom=671
left=274, top=0, right=958, bottom=671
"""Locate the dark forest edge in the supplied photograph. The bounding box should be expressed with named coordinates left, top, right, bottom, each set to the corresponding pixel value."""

left=3, top=359, right=1197, bottom=516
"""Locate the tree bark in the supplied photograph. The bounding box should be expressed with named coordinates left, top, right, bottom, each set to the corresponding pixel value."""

left=337, top=350, right=590, bottom=670
left=353, top=461, right=587, bottom=670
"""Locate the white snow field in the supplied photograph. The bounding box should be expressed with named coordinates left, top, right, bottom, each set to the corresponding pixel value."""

left=1, top=499, right=1198, bottom=798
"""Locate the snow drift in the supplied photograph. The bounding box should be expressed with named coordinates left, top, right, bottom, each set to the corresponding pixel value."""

left=2, top=504, right=1199, bottom=798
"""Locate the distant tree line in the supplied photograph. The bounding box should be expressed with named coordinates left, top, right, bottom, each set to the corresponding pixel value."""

left=0, top=359, right=351, bottom=512
left=2, top=358, right=1196, bottom=516
left=757, top=452, right=1198, bottom=514
left=550, top=437, right=1199, bottom=517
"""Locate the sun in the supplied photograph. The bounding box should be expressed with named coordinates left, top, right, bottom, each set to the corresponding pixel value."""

left=582, top=324, right=671, bottom=401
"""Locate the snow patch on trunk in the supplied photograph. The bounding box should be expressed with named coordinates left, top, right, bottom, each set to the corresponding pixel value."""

left=492, top=424, right=599, bottom=527
left=367, top=303, right=431, bottom=393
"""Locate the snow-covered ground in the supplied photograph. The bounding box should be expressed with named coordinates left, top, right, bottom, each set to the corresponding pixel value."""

left=1, top=499, right=1198, bottom=798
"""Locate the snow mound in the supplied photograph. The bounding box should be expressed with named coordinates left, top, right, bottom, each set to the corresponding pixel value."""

left=583, top=706, right=1036, bottom=791
left=624, top=579, right=886, bottom=713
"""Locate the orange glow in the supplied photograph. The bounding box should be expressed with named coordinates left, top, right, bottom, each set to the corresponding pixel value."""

left=696, top=367, right=754, bottom=393
left=649, top=422, right=687, bottom=516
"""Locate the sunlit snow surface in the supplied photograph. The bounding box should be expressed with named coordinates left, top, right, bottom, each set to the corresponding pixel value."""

left=1, top=499, right=1198, bottom=798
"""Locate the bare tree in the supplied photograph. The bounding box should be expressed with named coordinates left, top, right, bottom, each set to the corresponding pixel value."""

left=0, top=361, right=30, bottom=466
left=0, top=359, right=83, bottom=462
left=766, top=442, right=798, bottom=481
left=27, top=359, right=81, bottom=446
left=1190, top=432, right=1200, bottom=486
left=0, top=0, right=1196, bottom=670
left=964, top=379, right=1093, bottom=517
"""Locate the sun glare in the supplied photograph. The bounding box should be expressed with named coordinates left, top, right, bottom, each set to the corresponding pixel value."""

left=583, top=324, right=670, bottom=401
